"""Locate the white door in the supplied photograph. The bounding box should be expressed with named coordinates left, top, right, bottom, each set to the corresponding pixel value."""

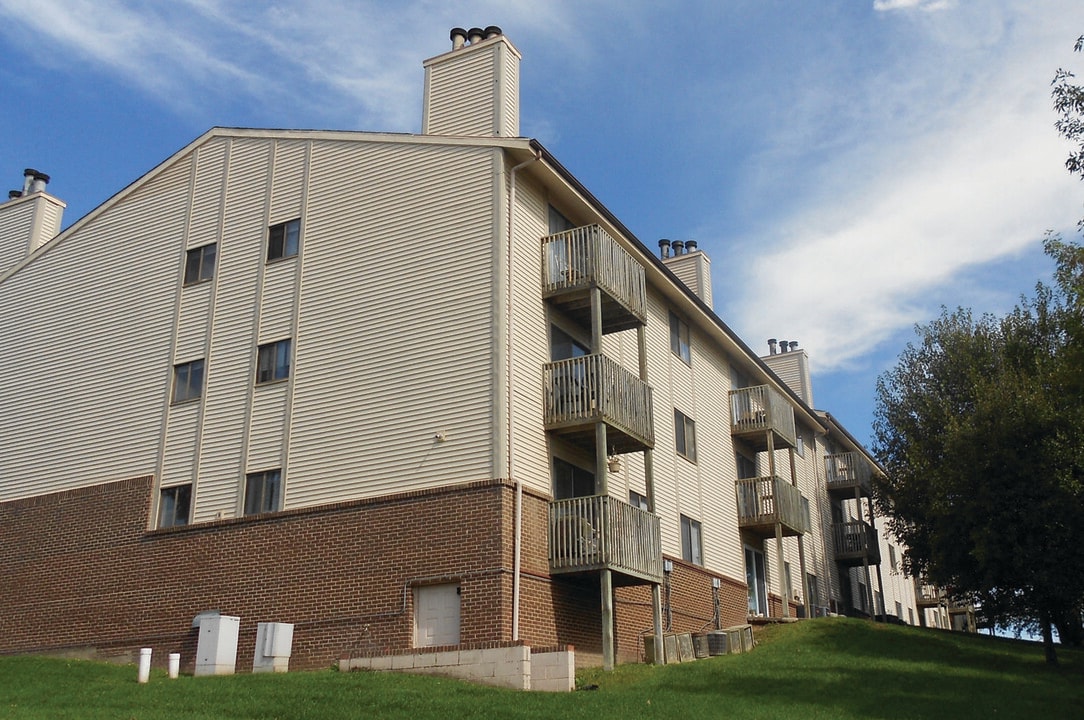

left=414, top=584, right=461, bottom=647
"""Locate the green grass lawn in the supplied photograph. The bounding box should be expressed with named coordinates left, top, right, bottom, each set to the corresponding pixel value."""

left=1, top=618, right=1081, bottom=719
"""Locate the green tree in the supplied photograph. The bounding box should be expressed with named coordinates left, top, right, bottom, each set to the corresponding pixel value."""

left=873, top=274, right=1084, bottom=664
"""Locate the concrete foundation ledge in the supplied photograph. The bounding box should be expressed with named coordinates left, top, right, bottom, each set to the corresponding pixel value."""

left=339, top=643, right=575, bottom=691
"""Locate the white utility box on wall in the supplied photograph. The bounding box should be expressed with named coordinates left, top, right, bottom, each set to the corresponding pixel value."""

left=253, top=622, right=294, bottom=673
left=194, top=613, right=240, bottom=676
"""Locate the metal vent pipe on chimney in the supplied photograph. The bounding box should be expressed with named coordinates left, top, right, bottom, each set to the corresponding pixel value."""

left=779, top=339, right=788, bottom=353
left=484, top=25, right=502, bottom=39
left=658, top=239, right=671, bottom=259
left=686, top=240, right=698, bottom=253
left=672, top=240, right=685, bottom=255
left=450, top=27, right=467, bottom=49
left=768, top=339, right=778, bottom=355
left=467, top=27, right=485, bottom=44
left=789, top=341, right=799, bottom=352
left=23, top=169, right=49, bottom=195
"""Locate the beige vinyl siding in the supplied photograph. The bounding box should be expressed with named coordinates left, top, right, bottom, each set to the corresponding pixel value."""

left=248, top=383, right=289, bottom=471
left=283, top=140, right=498, bottom=507
left=270, top=140, right=307, bottom=221
left=498, top=43, right=520, bottom=137
left=191, top=138, right=271, bottom=522
left=259, top=262, right=297, bottom=342
left=174, top=283, right=213, bottom=360
left=161, top=403, right=200, bottom=486
left=0, top=160, right=192, bottom=501
left=0, top=198, right=36, bottom=274
left=506, top=173, right=553, bottom=495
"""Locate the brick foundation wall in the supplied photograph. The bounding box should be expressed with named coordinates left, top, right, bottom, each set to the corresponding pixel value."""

left=0, top=476, right=515, bottom=671
left=1, top=478, right=755, bottom=671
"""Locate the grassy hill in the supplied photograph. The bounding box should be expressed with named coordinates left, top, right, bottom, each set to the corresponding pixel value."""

left=1, top=618, right=1080, bottom=719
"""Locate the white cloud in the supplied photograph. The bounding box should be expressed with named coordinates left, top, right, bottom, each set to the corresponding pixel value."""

left=873, top=0, right=952, bottom=11
left=721, top=1, right=1084, bottom=373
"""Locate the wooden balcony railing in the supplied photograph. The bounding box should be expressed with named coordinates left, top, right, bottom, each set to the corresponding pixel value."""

left=914, top=580, right=943, bottom=607
left=825, top=451, right=873, bottom=497
left=549, top=494, right=663, bottom=583
left=543, top=353, right=654, bottom=453
left=729, top=385, right=796, bottom=450
left=541, top=225, right=647, bottom=333
left=735, top=476, right=808, bottom=537
left=832, top=520, right=881, bottom=566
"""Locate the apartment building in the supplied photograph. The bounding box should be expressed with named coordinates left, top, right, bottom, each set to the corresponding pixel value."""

left=0, top=27, right=918, bottom=673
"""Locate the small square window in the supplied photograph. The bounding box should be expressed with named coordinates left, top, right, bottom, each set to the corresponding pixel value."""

left=669, top=311, right=691, bottom=364
left=172, top=359, right=205, bottom=403
left=629, top=490, right=650, bottom=511
left=256, top=339, right=291, bottom=384
left=674, top=408, right=697, bottom=463
left=681, top=514, right=702, bottom=565
left=267, top=219, right=300, bottom=261
left=158, top=484, right=192, bottom=528
left=244, top=469, right=282, bottom=515
left=183, top=243, right=217, bottom=285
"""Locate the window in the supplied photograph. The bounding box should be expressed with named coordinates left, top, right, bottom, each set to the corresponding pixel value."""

left=183, top=243, right=217, bottom=285
left=244, top=469, right=282, bottom=515
left=796, top=433, right=805, bottom=457
left=674, top=409, right=697, bottom=462
left=889, top=545, right=898, bottom=572
left=158, top=484, right=192, bottom=528
left=669, top=311, right=691, bottom=364
left=681, top=514, right=703, bottom=565
left=550, top=325, right=589, bottom=361
left=908, top=608, right=915, bottom=625
left=267, top=219, right=300, bottom=260
left=745, top=546, right=767, bottom=615
left=736, top=453, right=757, bottom=479
left=895, top=601, right=903, bottom=620
left=171, top=359, right=205, bottom=403
left=629, top=490, right=650, bottom=511
left=856, top=580, right=867, bottom=612
left=256, top=339, right=291, bottom=384
left=807, top=573, right=820, bottom=610
left=548, top=205, right=574, bottom=234
left=784, top=562, right=793, bottom=601
left=552, top=457, right=595, bottom=499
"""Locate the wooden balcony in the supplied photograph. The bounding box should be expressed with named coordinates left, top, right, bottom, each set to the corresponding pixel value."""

left=729, top=385, right=796, bottom=451
left=825, top=451, right=873, bottom=499
left=549, top=494, right=663, bottom=584
left=832, top=520, right=881, bottom=566
left=735, top=476, right=809, bottom=538
left=914, top=580, right=943, bottom=608
left=543, top=354, right=654, bottom=453
left=541, top=225, right=647, bottom=334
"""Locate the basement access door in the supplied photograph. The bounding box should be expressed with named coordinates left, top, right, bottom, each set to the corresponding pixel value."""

left=414, top=583, right=461, bottom=647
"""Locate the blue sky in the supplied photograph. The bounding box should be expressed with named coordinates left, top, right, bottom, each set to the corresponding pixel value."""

left=2, top=0, right=1082, bottom=447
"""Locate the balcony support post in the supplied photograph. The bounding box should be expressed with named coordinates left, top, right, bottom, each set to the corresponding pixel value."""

left=776, top=522, right=789, bottom=618
left=651, top=583, right=664, bottom=665
left=601, top=569, right=615, bottom=671
left=798, top=534, right=810, bottom=619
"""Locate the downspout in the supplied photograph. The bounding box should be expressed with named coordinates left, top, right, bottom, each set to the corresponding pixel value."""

left=508, top=148, right=541, bottom=641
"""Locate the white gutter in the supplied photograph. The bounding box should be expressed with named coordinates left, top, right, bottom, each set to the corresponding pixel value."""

left=508, top=148, right=541, bottom=641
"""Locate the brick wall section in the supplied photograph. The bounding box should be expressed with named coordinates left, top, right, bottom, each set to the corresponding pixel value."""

left=0, top=476, right=515, bottom=671
left=1, top=478, right=755, bottom=671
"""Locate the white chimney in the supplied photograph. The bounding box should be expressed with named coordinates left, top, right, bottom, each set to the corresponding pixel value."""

left=663, top=241, right=713, bottom=309
left=0, top=168, right=65, bottom=273
left=422, top=26, right=521, bottom=137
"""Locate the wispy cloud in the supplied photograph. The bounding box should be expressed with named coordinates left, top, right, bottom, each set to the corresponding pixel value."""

left=873, top=0, right=952, bottom=11
left=717, top=1, right=1083, bottom=372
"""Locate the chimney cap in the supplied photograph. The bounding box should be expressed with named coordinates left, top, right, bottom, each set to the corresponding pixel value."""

left=450, top=27, right=467, bottom=40
left=24, top=168, right=50, bottom=183
left=686, top=240, right=698, bottom=252
left=484, top=25, right=502, bottom=38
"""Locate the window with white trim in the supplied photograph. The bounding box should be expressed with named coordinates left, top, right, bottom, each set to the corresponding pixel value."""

left=244, top=469, right=282, bottom=515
